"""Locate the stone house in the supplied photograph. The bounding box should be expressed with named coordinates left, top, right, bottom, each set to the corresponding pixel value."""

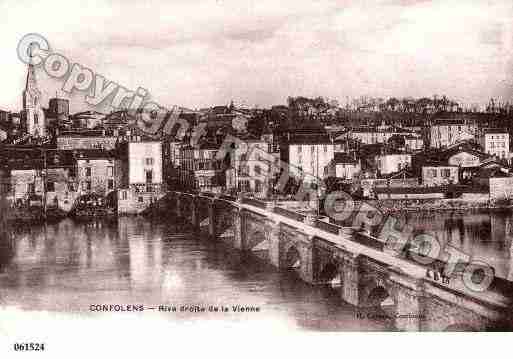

left=117, top=140, right=165, bottom=215
left=421, top=164, right=459, bottom=187
left=74, top=149, right=119, bottom=196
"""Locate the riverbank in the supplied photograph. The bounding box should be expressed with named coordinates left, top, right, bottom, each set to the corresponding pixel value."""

left=366, top=199, right=513, bottom=215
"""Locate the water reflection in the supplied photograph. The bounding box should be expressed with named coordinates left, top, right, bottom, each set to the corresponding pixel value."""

left=405, top=211, right=513, bottom=280
left=0, top=217, right=392, bottom=331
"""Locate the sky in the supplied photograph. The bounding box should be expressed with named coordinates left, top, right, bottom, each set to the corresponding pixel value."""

left=0, top=0, right=512, bottom=113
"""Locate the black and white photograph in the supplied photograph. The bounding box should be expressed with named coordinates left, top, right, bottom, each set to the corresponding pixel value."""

left=0, top=0, right=513, bottom=357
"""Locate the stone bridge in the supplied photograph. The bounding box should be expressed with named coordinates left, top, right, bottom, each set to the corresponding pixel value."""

left=168, top=191, right=513, bottom=331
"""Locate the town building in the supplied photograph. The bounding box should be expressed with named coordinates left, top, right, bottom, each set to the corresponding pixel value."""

left=70, top=110, right=105, bottom=129
left=404, top=135, right=424, bottom=152
left=374, top=186, right=445, bottom=200
left=324, top=153, right=360, bottom=180
left=280, top=130, right=334, bottom=181
left=360, top=169, right=419, bottom=198
left=429, top=118, right=477, bottom=149
left=117, top=140, right=165, bottom=214
left=177, top=142, right=225, bottom=193
left=479, top=128, right=509, bottom=160
left=57, top=129, right=118, bottom=150
left=473, top=167, right=513, bottom=200
left=6, top=148, right=78, bottom=212
left=375, top=153, right=411, bottom=176
left=0, top=123, right=8, bottom=142
left=45, top=97, right=71, bottom=130
left=225, top=139, right=279, bottom=198
left=349, top=126, right=413, bottom=145
left=421, top=165, right=459, bottom=186
left=415, top=143, right=493, bottom=183
left=74, top=149, right=118, bottom=196
left=48, top=97, right=70, bottom=119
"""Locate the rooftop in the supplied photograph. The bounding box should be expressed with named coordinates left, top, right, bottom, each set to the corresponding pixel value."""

left=333, top=152, right=357, bottom=163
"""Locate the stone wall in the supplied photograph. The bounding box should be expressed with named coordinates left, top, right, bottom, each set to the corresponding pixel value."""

left=117, top=187, right=165, bottom=215
left=490, top=177, right=513, bottom=200
left=57, top=136, right=117, bottom=150
left=168, top=191, right=507, bottom=332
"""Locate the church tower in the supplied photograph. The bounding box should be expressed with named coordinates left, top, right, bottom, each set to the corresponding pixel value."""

left=22, top=46, right=46, bottom=137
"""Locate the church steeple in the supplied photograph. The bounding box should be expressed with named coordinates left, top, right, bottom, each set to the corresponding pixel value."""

left=22, top=44, right=45, bottom=138
left=25, top=62, right=40, bottom=96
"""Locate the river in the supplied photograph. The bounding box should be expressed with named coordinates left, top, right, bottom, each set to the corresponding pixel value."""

left=0, top=211, right=511, bottom=332
left=0, top=217, right=390, bottom=332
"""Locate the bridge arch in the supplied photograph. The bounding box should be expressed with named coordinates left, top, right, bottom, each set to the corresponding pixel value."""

left=443, top=323, right=478, bottom=332
left=367, top=286, right=395, bottom=308
left=248, top=230, right=268, bottom=252
left=319, top=261, right=342, bottom=287
left=285, top=245, right=301, bottom=270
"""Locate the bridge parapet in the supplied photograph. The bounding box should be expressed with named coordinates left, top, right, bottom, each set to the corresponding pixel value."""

left=167, top=191, right=513, bottom=331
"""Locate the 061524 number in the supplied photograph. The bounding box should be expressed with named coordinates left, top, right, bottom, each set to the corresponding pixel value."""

left=13, top=343, right=45, bottom=351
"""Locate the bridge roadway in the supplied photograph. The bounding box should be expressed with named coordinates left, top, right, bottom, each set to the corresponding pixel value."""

left=170, top=191, right=513, bottom=330
left=225, top=196, right=510, bottom=309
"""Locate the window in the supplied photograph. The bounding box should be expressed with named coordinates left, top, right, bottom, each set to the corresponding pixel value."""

left=85, top=167, right=91, bottom=177
left=107, top=166, right=114, bottom=177
left=441, top=169, right=451, bottom=178
left=82, top=181, right=90, bottom=191
left=430, top=169, right=437, bottom=177
left=239, top=165, right=249, bottom=176
left=254, top=165, right=261, bottom=175
left=108, top=179, right=114, bottom=190
left=122, top=190, right=127, bottom=200
left=323, top=144, right=328, bottom=152
left=34, top=113, right=39, bottom=125
left=145, top=170, right=153, bottom=184
left=145, top=158, right=154, bottom=166
left=28, top=183, right=35, bottom=193
left=138, top=196, right=144, bottom=203
left=46, top=181, right=55, bottom=192
left=255, top=179, right=262, bottom=193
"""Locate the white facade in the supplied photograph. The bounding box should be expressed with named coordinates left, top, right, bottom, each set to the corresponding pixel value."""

left=404, top=137, right=424, bottom=152
left=350, top=128, right=412, bottom=145
left=229, top=140, right=279, bottom=197
left=76, top=158, right=116, bottom=195
left=128, top=142, right=163, bottom=185
left=288, top=143, right=334, bottom=181
left=447, top=151, right=481, bottom=168
left=480, top=132, right=509, bottom=159
left=375, top=154, right=411, bottom=175
left=430, top=121, right=477, bottom=148
left=422, top=166, right=459, bottom=186
left=334, top=162, right=360, bottom=180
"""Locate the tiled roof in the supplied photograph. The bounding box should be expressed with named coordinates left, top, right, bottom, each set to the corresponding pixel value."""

left=74, top=149, right=116, bottom=159
left=482, top=128, right=509, bottom=134
left=475, top=167, right=510, bottom=179
left=286, top=132, right=331, bottom=144
left=432, top=118, right=472, bottom=126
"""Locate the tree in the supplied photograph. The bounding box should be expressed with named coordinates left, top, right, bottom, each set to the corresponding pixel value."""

left=386, top=98, right=400, bottom=111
